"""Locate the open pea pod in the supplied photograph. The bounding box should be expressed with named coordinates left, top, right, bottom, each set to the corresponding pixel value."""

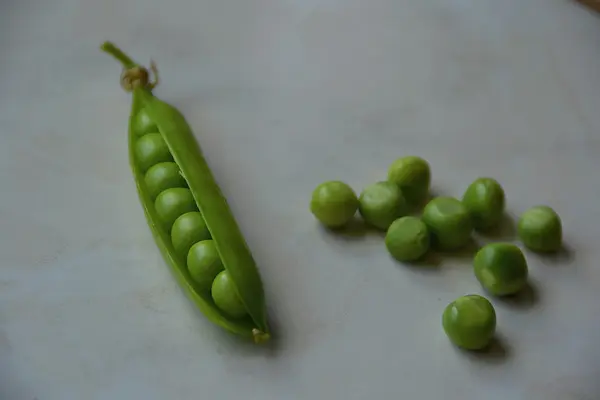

left=101, top=42, right=270, bottom=343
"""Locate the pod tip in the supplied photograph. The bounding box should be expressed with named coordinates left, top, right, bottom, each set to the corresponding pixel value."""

left=252, top=329, right=271, bottom=344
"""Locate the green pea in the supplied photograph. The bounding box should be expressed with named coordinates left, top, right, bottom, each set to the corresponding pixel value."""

left=212, top=270, right=248, bottom=319
left=310, top=181, right=359, bottom=228
left=144, top=162, right=188, bottom=199
left=462, top=177, right=505, bottom=231
left=155, top=188, right=198, bottom=230
left=135, top=132, right=174, bottom=172
left=171, top=212, right=211, bottom=257
left=518, top=206, right=562, bottom=252
left=474, top=243, right=528, bottom=296
left=358, top=181, right=409, bottom=230
left=442, top=294, right=496, bottom=350
left=422, top=197, right=473, bottom=251
left=133, top=108, right=158, bottom=136
left=385, top=216, right=430, bottom=262
left=187, top=240, right=224, bottom=292
left=387, top=156, right=431, bottom=206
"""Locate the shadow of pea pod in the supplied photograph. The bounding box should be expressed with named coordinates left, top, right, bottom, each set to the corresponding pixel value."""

left=494, top=281, right=540, bottom=311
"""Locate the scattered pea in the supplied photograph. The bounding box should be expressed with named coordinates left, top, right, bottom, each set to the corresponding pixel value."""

left=462, top=177, right=505, bottom=231
left=387, top=156, right=431, bottom=206
left=155, top=188, right=198, bottom=230
left=144, top=162, right=188, bottom=199
left=518, top=206, right=562, bottom=252
left=422, top=197, right=473, bottom=251
left=212, top=270, right=248, bottom=319
left=474, top=243, right=528, bottom=296
left=358, top=181, right=409, bottom=230
left=310, top=181, right=359, bottom=228
left=171, top=212, right=211, bottom=257
left=442, top=294, right=496, bottom=350
left=187, top=240, right=224, bottom=292
left=135, top=132, right=174, bottom=172
left=385, top=216, right=430, bottom=262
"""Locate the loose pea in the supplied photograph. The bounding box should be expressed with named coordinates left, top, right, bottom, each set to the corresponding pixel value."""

left=462, top=177, right=505, bottom=231
left=422, top=197, right=473, bottom=251
left=358, top=181, right=409, bottom=230
left=155, top=188, right=198, bottom=229
left=387, top=156, right=431, bottom=206
left=135, top=132, right=174, bottom=172
left=518, top=205, right=562, bottom=252
left=187, top=240, right=224, bottom=292
left=212, top=270, right=248, bottom=319
left=442, top=294, right=496, bottom=350
left=310, top=181, right=359, bottom=228
left=385, top=216, right=430, bottom=261
left=133, top=108, right=158, bottom=136
left=171, top=212, right=211, bottom=257
left=144, top=162, right=188, bottom=199
left=474, top=243, right=528, bottom=296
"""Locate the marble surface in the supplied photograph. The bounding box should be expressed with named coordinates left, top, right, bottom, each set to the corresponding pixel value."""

left=2, top=0, right=600, bottom=399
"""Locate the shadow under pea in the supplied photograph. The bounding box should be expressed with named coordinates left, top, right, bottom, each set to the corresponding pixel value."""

left=495, top=281, right=540, bottom=311
left=455, top=335, right=511, bottom=365
left=476, top=213, right=517, bottom=242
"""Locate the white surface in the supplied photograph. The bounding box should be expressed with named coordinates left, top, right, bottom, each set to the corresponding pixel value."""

left=1, top=0, right=600, bottom=399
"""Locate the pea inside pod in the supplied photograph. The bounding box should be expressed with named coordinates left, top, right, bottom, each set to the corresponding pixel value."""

left=101, top=41, right=270, bottom=343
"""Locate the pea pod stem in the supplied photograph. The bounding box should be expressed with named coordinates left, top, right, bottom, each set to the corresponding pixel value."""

left=101, top=41, right=137, bottom=69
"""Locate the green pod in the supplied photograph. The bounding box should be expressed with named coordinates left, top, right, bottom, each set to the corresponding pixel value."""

left=101, top=42, right=270, bottom=343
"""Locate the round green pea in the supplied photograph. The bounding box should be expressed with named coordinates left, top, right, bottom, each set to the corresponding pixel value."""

left=387, top=156, right=431, bottom=206
left=518, top=206, right=562, bottom=252
left=358, top=181, right=409, bottom=230
left=135, top=132, right=173, bottom=172
left=133, top=108, right=158, bottom=136
left=310, top=181, right=359, bottom=228
left=155, top=188, right=198, bottom=230
left=385, top=216, right=430, bottom=261
left=171, top=212, right=211, bottom=257
left=462, top=177, right=505, bottom=231
left=144, top=162, right=187, bottom=199
left=474, top=243, right=528, bottom=296
left=442, top=294, right=496, bottom=350
left=422, top=197, right=473, bottom=251
left=187, top=240, right=224, bottom=292
left=211, top=270, right=247, bottom=319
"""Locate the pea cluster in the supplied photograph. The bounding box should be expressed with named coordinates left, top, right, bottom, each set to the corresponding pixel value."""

left=310, top=156, right=563, bottom=351
left=102, top=42, right=270, bottom=343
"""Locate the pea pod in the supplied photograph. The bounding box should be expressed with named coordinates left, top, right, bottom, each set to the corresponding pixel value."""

left=101, top=42, right=270, bottom=343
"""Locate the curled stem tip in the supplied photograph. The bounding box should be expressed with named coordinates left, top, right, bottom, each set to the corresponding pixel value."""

left=100, top=41, right=159, bottom=92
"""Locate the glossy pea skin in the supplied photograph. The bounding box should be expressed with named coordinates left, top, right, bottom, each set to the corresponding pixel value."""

left=212, top=270, right=248, bottom=319
left=442, top=294, right=496, bottom=350
left=187, top=240, right=224, bottom=292
left=171, top=212, right=211, bottom=257
left=518, top=206, right=562, bottom=252
left=387, top=156, right=431, bottom=206
left=474, top=243, right=528, bottom=296
left=155, top=188, right=198, bottom=230
left=385, top=216, right=430, bottom=262
left=310, top=181, right=359, bottom=228
left=133, top=108, right=158, bottom=136
left=359, top=181, right=409, bottom=230
left=422, top=197, right=473, bottom=251
left=462, top=177, right=505, bottom=231
left=135, top=132, right=174, bottom=172
left=144, top=162, right=187, bottom=199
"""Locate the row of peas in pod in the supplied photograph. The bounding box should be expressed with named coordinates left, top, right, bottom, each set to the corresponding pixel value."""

left=133, top=109, right=248, bottom=319
left=310, top=156, right=563, bottom=351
